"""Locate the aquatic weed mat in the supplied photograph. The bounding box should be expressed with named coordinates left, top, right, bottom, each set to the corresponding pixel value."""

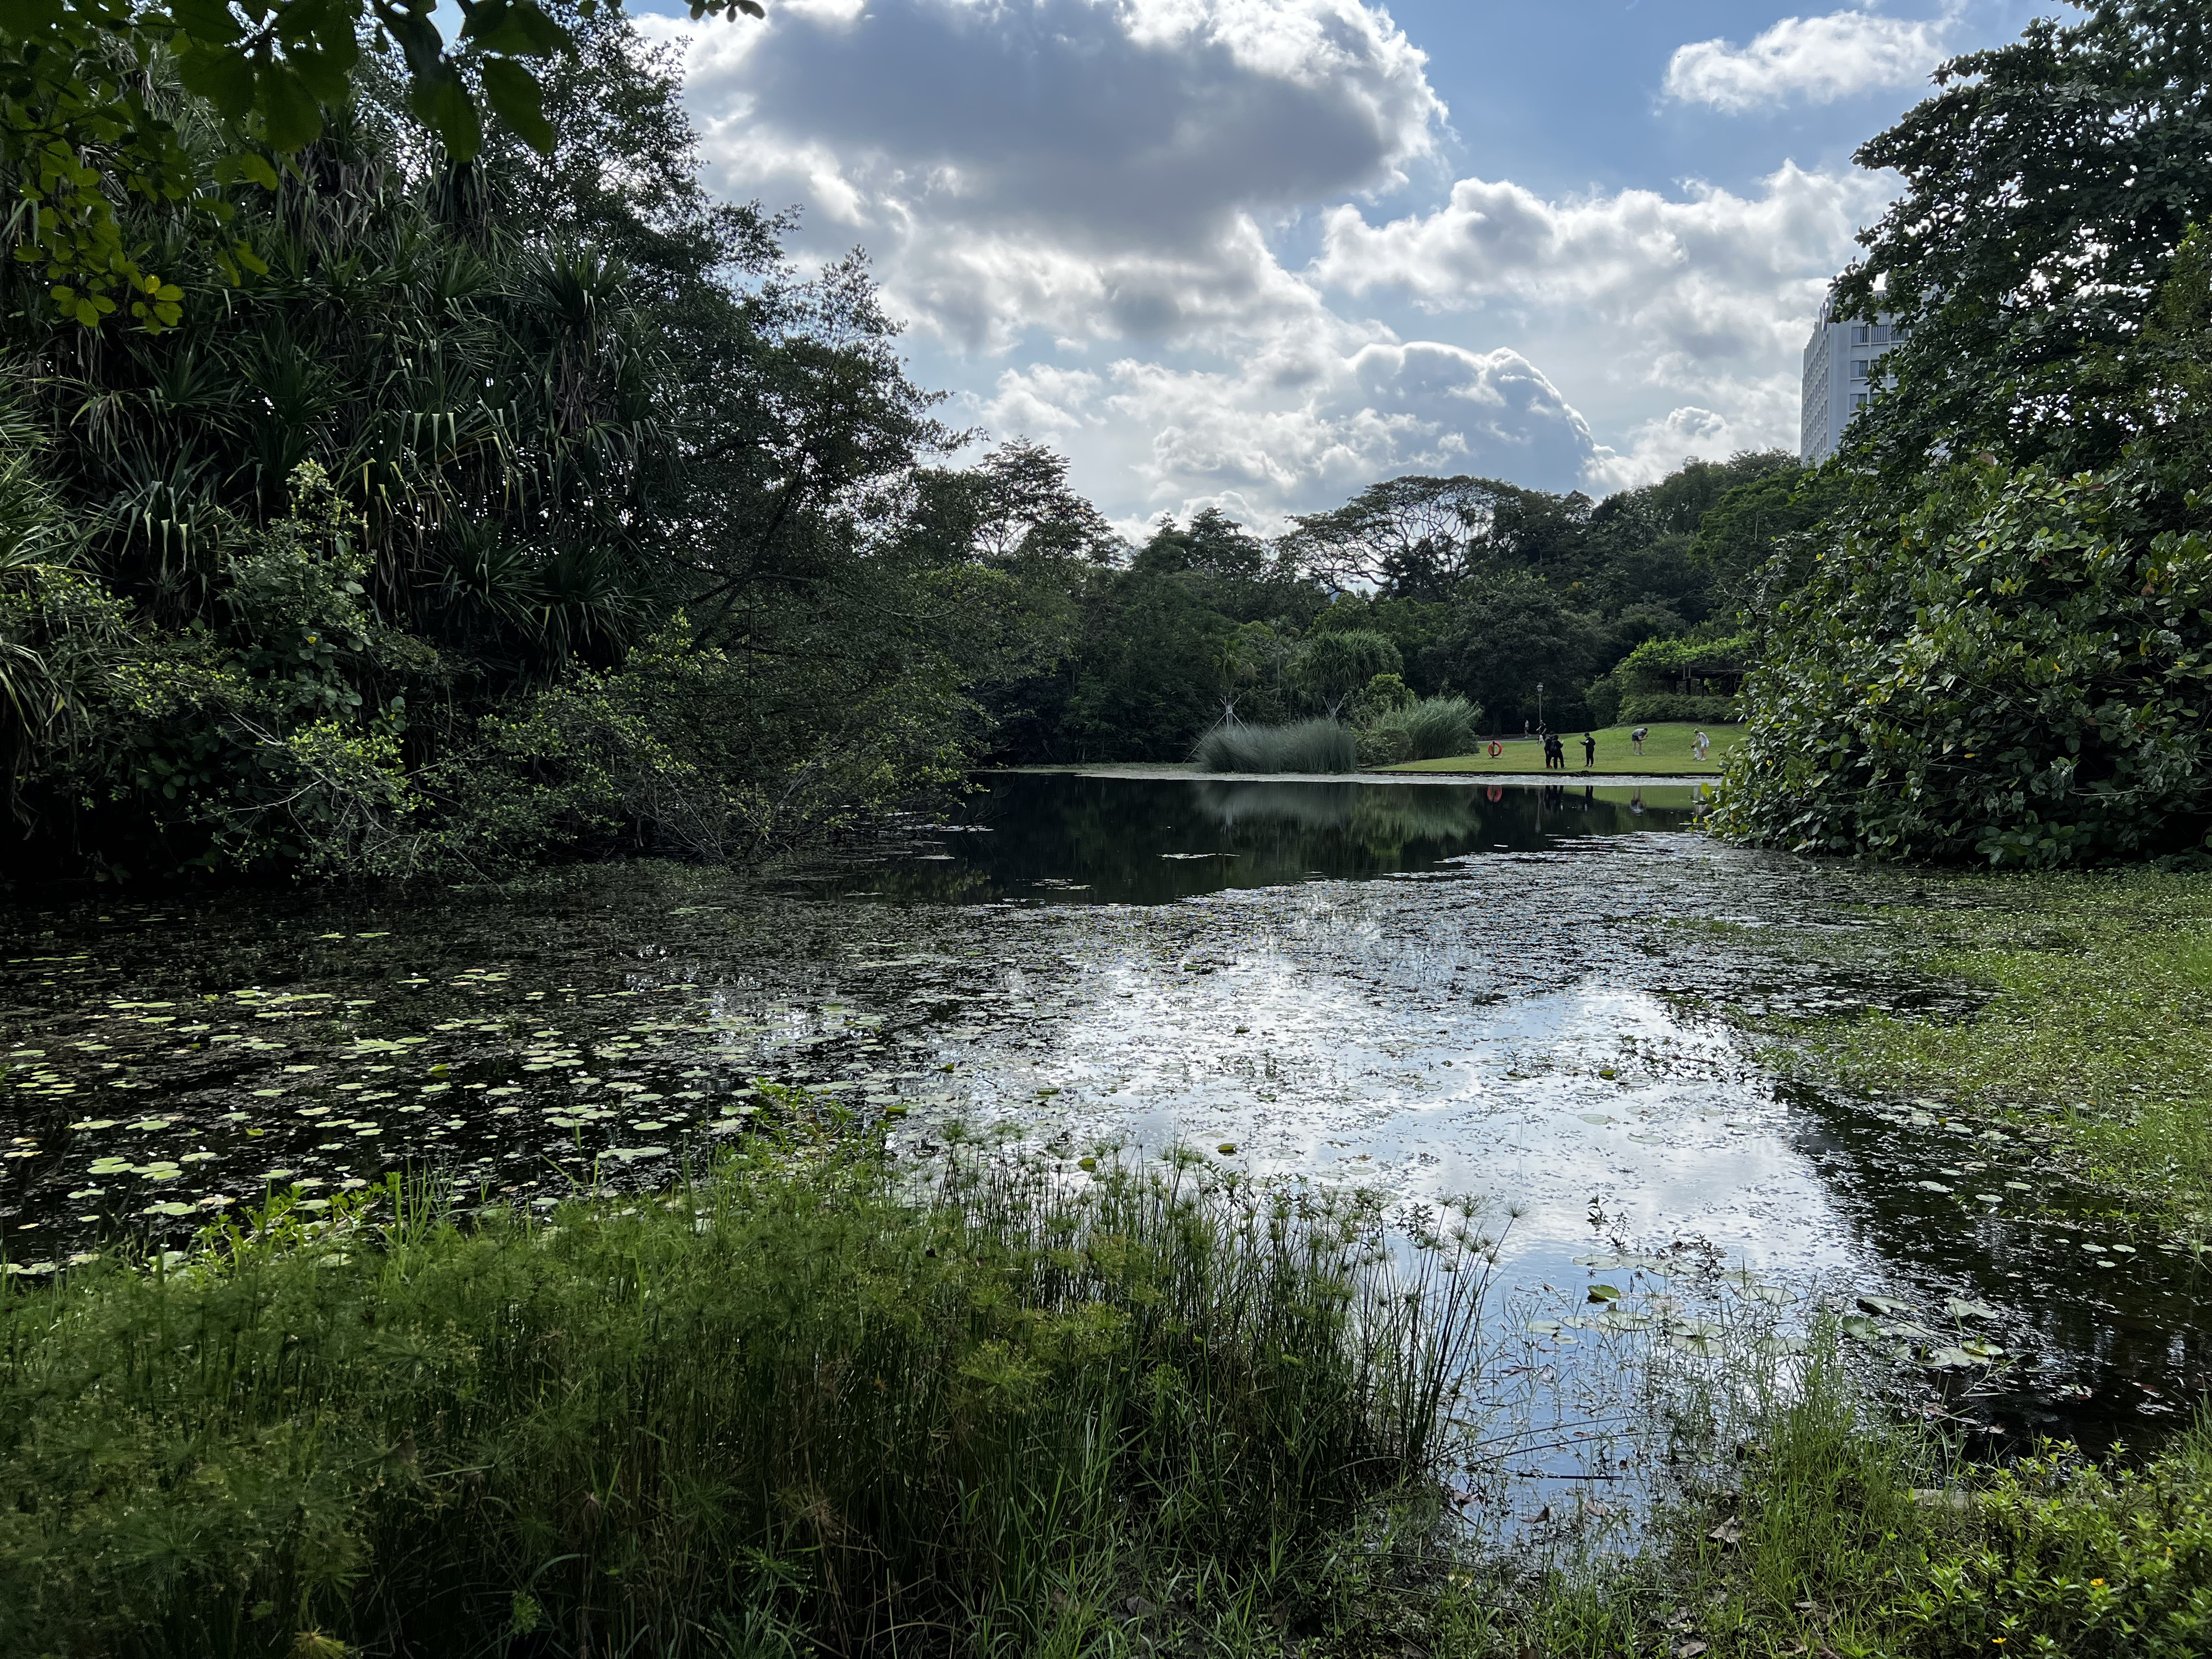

left=5, top=848, right=2206, bottom=1453
left=1670, top=867, right=2212, bottom=1228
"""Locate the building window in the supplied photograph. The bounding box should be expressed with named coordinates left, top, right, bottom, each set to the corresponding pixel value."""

left=1850, top=358, right=1872, bottom=380
left=1851, top=392, right=1871, bottom=409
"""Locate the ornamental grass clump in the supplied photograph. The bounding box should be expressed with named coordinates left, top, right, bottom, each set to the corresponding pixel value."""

left=1364, top=696, right=1481, bottom=763
left=1193, top=717, right=1357, bottom=774
left=0, top=1146, right=1489, bottom=1657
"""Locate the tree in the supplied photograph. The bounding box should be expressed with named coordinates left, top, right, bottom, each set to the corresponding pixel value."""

left=1709, top=458, right=2212, bottom=864
left=1835, top=0, right=2212, bottom=483
left=2, top=0, right=758, bottom=330
left=0, top=11, right=1060, bottom=875
left=1423, top=568, right=1604, bottom=732
left=1285, top=476, right=1497, bottom=599
left=1689, top=461, right=1848, bottom=620
left=1291, top=628, right=1400, bottom=715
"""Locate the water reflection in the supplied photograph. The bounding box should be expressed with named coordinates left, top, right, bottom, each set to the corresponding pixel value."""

left=1, top=780, right=2200, bottom=1461
left=815, top=774, right=1704, bottom=905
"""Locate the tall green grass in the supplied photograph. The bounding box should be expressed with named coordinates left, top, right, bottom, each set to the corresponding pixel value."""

left=1362, top=697, right=1480, bottom=764
left=0, top=1146, right=1489, bottom=1657
left=1193, top=717, right=1357, bottom=774
left=1444, top=1329, right=2212, bottom=1659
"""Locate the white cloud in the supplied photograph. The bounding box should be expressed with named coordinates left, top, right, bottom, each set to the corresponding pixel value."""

left=988, top=336, right=1600, bottom=530
left=646, top=1, right=1901, bottom=524
left=1585, top=403, right=1771, bottom=493
left=1663, top=9, right=1952, bottom=113
left=1310, top=161, right=1896, bottom=484
left=658, top=0, right=1442, bottom=351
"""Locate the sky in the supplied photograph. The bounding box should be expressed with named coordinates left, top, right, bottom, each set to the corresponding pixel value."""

left=615, top=0, right=2052, bottom=532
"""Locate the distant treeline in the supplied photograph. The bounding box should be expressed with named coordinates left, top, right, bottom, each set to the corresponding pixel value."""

left=985, top=453, right=1829, bottom=763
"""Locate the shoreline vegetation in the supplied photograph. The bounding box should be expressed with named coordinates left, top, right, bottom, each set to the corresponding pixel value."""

left=1739, top=869, right=2212, bottom=1239
left=6, top=1140, right=2210, bottom=1657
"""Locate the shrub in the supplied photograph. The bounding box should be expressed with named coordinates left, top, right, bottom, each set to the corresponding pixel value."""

left=1713, top=459, right=2212, bottom=864
left=0, top=1149, right=1486, bottom=1656
left=1193, top=717, right=1357, bottom=773
left=1362, top=695, right=1481, bottom=762
left=1355, top=725, right=1414, bottom=767
left=1619, top=694, right=1739, bottom=724
left=1354, top=671, right=1414, bottom=719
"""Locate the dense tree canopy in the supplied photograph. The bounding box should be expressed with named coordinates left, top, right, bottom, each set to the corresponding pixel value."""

left=0, top=10, right=1074, bottom=878
left=1720, top=0, right=2212, bottom=865
left=1837, top=0, right=2212, bottom=486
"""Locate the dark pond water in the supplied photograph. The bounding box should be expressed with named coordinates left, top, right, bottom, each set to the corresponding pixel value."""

left=805, top=774, right=1708, bottom=905
left=3, top=772, right=2205, bottom=1483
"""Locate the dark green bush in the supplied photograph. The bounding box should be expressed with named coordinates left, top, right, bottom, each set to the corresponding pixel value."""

left=1712, top=460, right=2212, bottom=864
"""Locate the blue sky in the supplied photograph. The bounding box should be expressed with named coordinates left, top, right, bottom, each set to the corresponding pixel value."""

left=614, top=0, right=2053, bottom=529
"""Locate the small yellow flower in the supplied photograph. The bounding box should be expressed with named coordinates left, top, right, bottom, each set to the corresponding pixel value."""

left=2089, top=1578, right=2105, bottom=1588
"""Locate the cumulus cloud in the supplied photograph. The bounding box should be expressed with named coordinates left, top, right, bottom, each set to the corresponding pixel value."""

left=1663, top=9, right=1952, bottom=113
left=1585, top=400, right=1781, bottom=493
left=657, top=0, right=1442, bottom=351
left=646, top=0, right=1897, bottom=523
left=987, top=337, right=1599, bottom=528
left=1311, top=161, right=1893, bottom=446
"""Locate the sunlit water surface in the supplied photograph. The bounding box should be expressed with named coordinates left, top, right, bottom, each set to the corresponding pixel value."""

left=4, top=774, right=2206, bottom=1520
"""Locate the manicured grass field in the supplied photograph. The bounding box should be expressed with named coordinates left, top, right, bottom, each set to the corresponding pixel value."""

left=1386, top=721, right=1743, bottom=776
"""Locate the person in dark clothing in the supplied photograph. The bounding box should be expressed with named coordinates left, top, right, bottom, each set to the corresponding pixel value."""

left=1543, top=733, right=1565, bottom=769
left=1581, top=732, right=1595, bottom=767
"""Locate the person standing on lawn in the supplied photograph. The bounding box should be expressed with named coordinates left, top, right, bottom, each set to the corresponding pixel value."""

left=1631, top=726, right=1648, bottom=757
left=1582, top=732, right=1595, bottom=768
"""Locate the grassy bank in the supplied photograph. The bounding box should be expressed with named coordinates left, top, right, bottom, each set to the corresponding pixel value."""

left=1389, top=722, right=1741, bottom=776
left=1470, top=1345, right=2212, bottom=1659
left=1756, top=869, right=2212, bottom=1233
left=4, top=1138, right=2210, bottom=1656
left=0, top=1145, right=1486, bottom=1657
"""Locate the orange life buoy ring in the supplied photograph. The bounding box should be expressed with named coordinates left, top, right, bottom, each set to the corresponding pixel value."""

left=1486, top=739, right=1503, bottom=759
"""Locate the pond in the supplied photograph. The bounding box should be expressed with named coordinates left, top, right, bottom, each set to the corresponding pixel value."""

left=3, top=772, right=2205, bottom=1478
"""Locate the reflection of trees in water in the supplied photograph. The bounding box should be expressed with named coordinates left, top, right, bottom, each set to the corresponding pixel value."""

left=838, top=776, right=1708, bottom=905
left=1193, top=782, right=1479, bottom=841
left=1192, top=781, right=1355, bottom=830
left=1347, top=789, right=1481, bottom=852
left=1193, top=781, right=1483, bottom=863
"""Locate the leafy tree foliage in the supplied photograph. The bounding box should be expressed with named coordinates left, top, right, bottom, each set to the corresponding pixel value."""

left=989, top=455, right=1797, bottom=762
left=1, top=14, right=1082, bottom=878
left=1710, top=457, right=2212, bottom=863
left=1837, top=0, right=2212, bottom=483
left=2, top=0, right=737, bottom=328
left=1720, top=0, right=2212, bottom=864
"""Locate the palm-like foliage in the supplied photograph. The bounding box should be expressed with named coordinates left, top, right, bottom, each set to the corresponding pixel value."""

left=0, top=14, right=1053, bottom=875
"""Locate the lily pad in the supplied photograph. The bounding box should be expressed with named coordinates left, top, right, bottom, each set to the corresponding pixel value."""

left=1944, top=1299, right=2001, bottom=1322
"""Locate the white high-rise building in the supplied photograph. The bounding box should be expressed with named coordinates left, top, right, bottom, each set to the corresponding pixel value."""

left=1801, top=295, right=1902, bottom=464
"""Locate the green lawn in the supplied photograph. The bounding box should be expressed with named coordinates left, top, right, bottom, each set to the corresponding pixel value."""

left=1386, top=721, right=1742, bottom=776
